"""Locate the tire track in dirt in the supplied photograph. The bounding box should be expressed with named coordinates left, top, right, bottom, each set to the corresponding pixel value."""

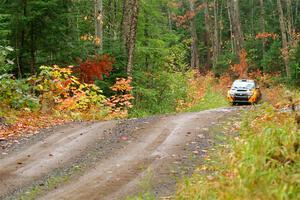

left=0, top=121, right=116, bottom=198
left=0, top=107, right=241, bottom=200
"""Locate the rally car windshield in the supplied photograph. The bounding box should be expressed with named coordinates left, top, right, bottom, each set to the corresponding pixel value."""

left=232, top=81, right=255, bottom=90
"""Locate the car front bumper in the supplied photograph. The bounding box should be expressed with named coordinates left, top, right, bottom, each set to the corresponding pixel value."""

left=227, top=94, right=258, bottom=104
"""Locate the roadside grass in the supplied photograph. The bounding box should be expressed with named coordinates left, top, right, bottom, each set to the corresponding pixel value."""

left=129, top=88, right=228, bottom=119
left=187, top=89, right=228, bottom=112
left=175, top=103, right=300, bottom=200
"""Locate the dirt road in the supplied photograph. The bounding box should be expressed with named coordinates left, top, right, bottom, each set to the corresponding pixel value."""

left=0, top=107, right=240, bottom=200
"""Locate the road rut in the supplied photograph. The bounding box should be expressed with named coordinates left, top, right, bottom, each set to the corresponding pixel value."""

left=0, top=107, right=240, bottom=200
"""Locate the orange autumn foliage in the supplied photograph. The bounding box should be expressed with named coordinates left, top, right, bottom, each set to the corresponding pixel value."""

left=256, top=32, right=277, bottom=40
left=231, top=49, right=248, bottom=78
left=171, top=2, right=206, bottom=28
left=106, top=77, right=134, bottom=118
left=0, top=112, right=66, bottom=140
left=78, top=54, right=114, bottom=84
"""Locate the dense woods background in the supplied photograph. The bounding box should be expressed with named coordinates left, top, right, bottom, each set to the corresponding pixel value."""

left=0, top=0, right=300, bottom=117
left=1, top=2, right=300, bottom=199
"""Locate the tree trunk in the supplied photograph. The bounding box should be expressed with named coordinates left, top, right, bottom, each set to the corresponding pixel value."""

left=227, top=0, right=244, bottom=56
left=277, top=0, right=291, bottom=77
left=189, top=0, right=200, bottom=70
left=19, top=0, right=27, bottom=76
left=286, top=0, right=294, bottom=43
left=122, top=0, right=131, bottom=52
left=14, top=10, right=22, bottom=78
left=212, top=0, right=220, bottom=68
left=30, top=22, right=35, bottom=74
left=259, top=0, right=265, bottom=55
left=204, top=0, right=213, bottom=69
left=232, top=0, right=243, bottom=54
left=126, top=0, right=139, bottom=76
left=296, top=0, right=299, bottom=27
left=219, top=0, right=224, bottom=50
left=227, top=0, right=234, bottom=53
left=95, top=0, right=103, bottom=53
left=251, top=0, right=254, bottom=34
left=167, top=8, right=172, bottom=31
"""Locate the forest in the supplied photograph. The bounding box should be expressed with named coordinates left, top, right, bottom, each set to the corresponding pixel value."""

left=0, top=0, right=300, bottom=199
left=1, top=0, right=300, bottom=106
left=1, top=0, right=300, bottom=77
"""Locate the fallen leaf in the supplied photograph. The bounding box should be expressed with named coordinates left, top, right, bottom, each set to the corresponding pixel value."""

left=120, top=136, right=128, bottom=141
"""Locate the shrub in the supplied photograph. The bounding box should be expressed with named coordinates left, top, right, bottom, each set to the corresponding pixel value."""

left=78, top=54, right=114, bottom=84
left=106, top=77, right=134, bottom=118
left=262, top=40, right=285, bottom=73
left=30, top=65, right=106, bottom=113
left=131, top=70, right=189, bottom=117
left=0, top=45, right=14, bottom=74
left=0, top=74, right=39, bottom=110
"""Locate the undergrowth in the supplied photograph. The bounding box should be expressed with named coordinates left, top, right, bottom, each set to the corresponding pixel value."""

left=0, top=66, right=133, bottom=139
left=175, top=103, right=300, bottom=200
left=129, top=71, right=230, bottom=118
left=186, top=88, right=228, bottom=112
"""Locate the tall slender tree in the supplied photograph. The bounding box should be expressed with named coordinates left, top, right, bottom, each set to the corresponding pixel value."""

left=227, top=0, right=243, bottom=56
left=189, top=0, right=200, bottom=70
left=259, top=0, right=266, bottom=55
left=277, top=0, right=290, bottom=77
left=212, top=0, right=220, bottom=67
left=122, top=0, right=139, bottom=76
left=94, top=0, right=103, bottom=52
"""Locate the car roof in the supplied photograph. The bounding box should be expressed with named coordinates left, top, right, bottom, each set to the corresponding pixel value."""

left=234, top=79, right=255, bottom=83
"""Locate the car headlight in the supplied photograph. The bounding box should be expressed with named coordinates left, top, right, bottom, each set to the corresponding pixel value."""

left=229, top=90, right=235, bottom=96
left=247, top=91, right=254, bottom=96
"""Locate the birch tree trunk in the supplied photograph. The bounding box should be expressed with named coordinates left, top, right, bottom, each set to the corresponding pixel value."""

left=95, top=0, right=103, bottom=53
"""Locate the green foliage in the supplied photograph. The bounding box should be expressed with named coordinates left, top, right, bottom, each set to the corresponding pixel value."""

left=164, top=39, right=190, bottom=72
left=0, top=45, right=14, bottom=74
left=261, top=41, right=285, bottom=73
left=0, top=13, right=10, bottom=44
left=290, top=42, right=300, bottom=86
left=0, top=65, right=108, bottom=121
left=0, top=74, right=39, bottom=110
left=187, top=88, right=228, bottom=112
left=31, top=66, right=106, bottom=112
left=213, top=52, right=237, bottom=76
left=244, top=37, right=264, bottom=71
left=130, top=71, right=189, bottom=117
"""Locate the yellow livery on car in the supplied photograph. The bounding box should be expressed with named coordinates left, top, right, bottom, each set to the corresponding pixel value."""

left=227, top=79, right=261, bottom=104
